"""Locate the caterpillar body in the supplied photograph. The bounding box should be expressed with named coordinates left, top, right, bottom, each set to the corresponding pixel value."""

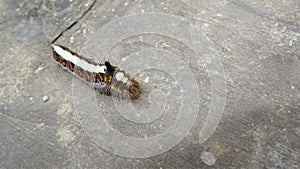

left=51, top=44, right=141, bottom=100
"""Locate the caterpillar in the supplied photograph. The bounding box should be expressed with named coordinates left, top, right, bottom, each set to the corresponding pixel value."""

left=51, top=44, right=141, bottom=100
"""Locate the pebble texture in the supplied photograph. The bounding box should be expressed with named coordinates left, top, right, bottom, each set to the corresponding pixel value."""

left=201, top=151, right=216, bottom=166
left=42, top=96, right=49, bottom=102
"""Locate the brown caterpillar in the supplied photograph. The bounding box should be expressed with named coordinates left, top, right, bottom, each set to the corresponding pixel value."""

left=51, top=44, right=141, bottom=100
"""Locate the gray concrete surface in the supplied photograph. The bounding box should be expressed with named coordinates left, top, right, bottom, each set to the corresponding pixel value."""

left=0, top=0, right=299, bottom=168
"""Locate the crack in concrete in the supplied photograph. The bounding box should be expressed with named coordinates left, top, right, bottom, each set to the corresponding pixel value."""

left=51, top=0, right=97, bottom=44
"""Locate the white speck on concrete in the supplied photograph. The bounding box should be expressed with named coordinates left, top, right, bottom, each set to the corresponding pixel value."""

left=29, top=97, right=33, bottom=101
left=121, top=55, right=129, bottom=61
left=144, top=77, right=149, bottom=83
left=289, top=40, right=293, bottom=46
left=42, top=96, right=49, bottom=102
left=124, top=2, right=128, bottom=6
left=82, top=28, right=86, bottom=35
left=201, top=151, right=216, bottom=166
left=70, top=36, right=74, bottom=43
left=217, top=13, right=223, bottom=17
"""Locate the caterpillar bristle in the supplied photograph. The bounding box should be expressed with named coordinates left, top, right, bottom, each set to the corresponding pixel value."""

left=128, top=78, right=142, bottom=100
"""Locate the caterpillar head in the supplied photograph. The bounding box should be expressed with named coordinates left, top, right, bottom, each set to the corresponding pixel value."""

left=111, top=70, right=141, bottom=100
left=104, top=61, right=118, bottom=72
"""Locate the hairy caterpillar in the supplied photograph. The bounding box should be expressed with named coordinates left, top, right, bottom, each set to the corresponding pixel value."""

left=51, top=44, right=141, bottom=100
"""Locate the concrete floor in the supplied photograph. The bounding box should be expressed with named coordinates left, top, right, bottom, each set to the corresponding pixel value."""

left=0, top=0, right=299, bottom=168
